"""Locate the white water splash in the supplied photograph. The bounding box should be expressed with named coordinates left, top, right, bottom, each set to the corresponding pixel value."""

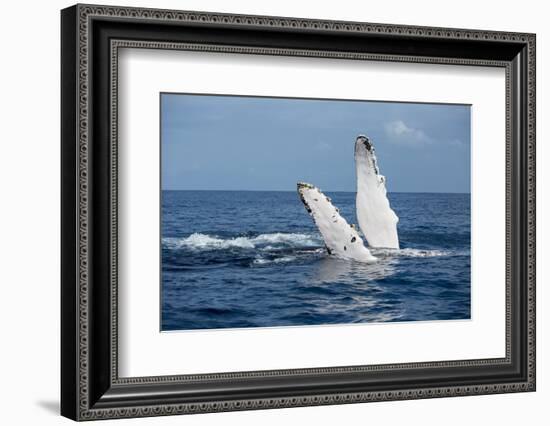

left=252, top=255, right=298, bottom=265
left=163, top=232, right=321, bottom=251
left=371, top=248, right=452, bottom=258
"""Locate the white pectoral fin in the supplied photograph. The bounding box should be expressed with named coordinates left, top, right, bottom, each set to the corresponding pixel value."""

left=355, top=135, right=400, bottom=249
left=297, top=182, right=376, bottom=262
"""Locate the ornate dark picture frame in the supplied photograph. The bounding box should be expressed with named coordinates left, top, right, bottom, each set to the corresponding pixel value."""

left=61, top=3, right=536, bottom=421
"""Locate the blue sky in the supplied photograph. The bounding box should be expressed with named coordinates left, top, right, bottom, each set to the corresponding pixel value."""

left=161, top=94, right=470, bottom=193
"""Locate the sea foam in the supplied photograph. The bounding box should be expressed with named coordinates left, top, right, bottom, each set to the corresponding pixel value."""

left=371, top=248, right=452, bottom=258
left=163, top=232, right=321, bottom=251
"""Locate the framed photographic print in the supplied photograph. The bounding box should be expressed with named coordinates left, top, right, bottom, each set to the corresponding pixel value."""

left=61, top=4, right=536, bottom=421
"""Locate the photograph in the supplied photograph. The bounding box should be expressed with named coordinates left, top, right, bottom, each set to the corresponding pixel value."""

left=58, top=3, right=536, bottom=420
left=160, top=93, right=472, bottom=331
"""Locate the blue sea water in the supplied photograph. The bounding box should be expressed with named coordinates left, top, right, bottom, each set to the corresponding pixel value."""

left=161, top=190, right=470, bottom=331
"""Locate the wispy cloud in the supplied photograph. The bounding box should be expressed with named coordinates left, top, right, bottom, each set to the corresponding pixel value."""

left=315, top=141, right=332, bottom=152
left=449, top=138, right=464, bottom=147
left=384, top=120, right=431, bottom=146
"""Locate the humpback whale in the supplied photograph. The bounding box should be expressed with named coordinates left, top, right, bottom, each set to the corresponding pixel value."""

left=297, top=182, right=376, bottom=262
left=355, top=135, right=399, bottom=249
left=297, top=135, right=399, bottom=262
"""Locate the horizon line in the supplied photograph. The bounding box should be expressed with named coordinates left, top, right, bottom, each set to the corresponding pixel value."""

left=162, top=188, right=471, bottom=194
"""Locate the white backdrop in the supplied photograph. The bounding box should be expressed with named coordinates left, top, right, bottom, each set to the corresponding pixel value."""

left=0, top=0, right=547, bottom=425
left=118, top=50, right=506, bottom=377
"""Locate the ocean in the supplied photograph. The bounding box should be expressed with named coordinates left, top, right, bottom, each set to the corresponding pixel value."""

left=161, top=190, right=471, bottom=331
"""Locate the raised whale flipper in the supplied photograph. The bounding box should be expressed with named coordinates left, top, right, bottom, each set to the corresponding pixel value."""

left=355, top=135, right=399, bottom=249
left=297, top=182, right=377, bottom=262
